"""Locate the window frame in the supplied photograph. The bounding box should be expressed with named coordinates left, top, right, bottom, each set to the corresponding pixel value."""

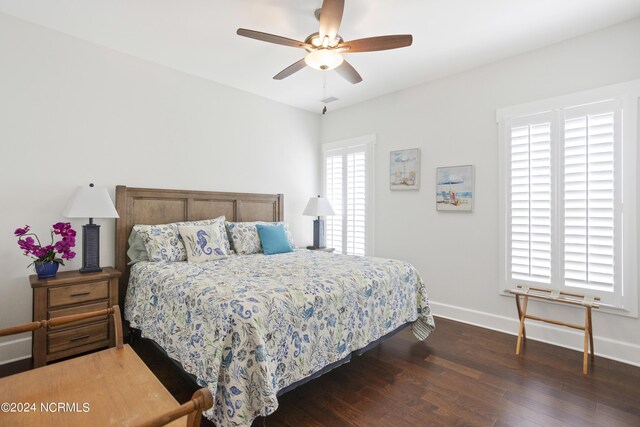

left=322, top=134, right=376, bottom=256
left=497, top=80, right=639, bottom=317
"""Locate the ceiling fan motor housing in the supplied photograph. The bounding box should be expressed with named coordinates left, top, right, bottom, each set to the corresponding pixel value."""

left=304, top=32, right=343, bottom=49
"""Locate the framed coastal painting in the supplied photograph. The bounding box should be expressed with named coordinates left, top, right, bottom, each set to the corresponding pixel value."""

left=436, top=165, right=474, bottom=211
left=390, top=148, right=420, bottom=190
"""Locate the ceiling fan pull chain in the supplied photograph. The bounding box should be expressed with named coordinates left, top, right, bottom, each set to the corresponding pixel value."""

left=322, top=69, right=328, bottom=115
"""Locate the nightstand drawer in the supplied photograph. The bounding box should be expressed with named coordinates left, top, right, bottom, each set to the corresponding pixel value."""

left=48, top=301, right=110, bottom=330
left=48, top=281, right=109, bottom=307
left=48, top=321, right=109, bottom=354
left=31, top=267, right=120, bottom=367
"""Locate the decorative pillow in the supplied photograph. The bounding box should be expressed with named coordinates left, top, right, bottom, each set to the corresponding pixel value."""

left=134, top=223, right=184, bottom=262
left=256, top=224, right=293, bottom=255
left=126, top=228, right=149, bottom=265
left=177, top=217, right=230, bottom=255
left=225, top=221, right=295, bottom=255
left=178, top=225, right=228, bottom=263
left=134, top=216, right=229, bottom=262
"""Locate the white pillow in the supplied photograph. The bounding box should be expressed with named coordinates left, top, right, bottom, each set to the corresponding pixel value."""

left=178, top=224, right=228, bottom=263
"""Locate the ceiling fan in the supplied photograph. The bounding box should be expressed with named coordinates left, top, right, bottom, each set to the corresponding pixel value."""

left=236, top=0, right=412, bottom=84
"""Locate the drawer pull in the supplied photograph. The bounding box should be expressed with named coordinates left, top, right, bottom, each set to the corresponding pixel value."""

left=70, top=292, right=91, bottom=297
left=69, top=335, right=91, bottom=342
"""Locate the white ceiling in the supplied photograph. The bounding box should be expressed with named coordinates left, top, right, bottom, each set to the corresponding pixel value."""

left=1, top=0, right=639, bottom=113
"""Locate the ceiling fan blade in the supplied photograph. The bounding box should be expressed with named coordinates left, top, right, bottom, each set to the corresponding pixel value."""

left=273, top=59, right=307, bottom=80
left=335, top=60, right=362, bottom=84
left=237, top=28, right=312, bottom=49
left=338, top=35, right=413, bottom=53
left=318, top=0, right=344, bottom=41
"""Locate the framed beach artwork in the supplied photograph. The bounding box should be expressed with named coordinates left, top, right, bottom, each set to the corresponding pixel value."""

left=390, top=148, right=420, bottom=190
left=436, top=165, right=474, bottom=211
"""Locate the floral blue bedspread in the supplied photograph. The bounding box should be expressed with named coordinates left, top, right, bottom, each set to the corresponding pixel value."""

left=124, top=250, right=435, bottom=426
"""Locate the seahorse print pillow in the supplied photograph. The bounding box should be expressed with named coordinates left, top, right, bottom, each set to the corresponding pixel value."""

left=133, top=217, right=227, bottom=262
left=177, top=224, right=228, bottom=263
left=177, top=216, right=230, bottom=256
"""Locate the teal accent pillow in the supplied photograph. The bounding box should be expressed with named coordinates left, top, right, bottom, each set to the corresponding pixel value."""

left=256, top=224, right=293, bottom=255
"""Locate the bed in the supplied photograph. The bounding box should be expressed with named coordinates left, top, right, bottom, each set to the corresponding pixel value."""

left=115, top=186, right=435, bottom=427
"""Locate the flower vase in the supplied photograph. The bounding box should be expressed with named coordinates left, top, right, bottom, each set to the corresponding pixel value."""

left=34, top=261, right=59, bottom=279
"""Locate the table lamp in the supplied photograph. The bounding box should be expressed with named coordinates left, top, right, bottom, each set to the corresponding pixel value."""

left=303, top=195, right=335, bottom=249
left=63, top=183, right=119, bottom=273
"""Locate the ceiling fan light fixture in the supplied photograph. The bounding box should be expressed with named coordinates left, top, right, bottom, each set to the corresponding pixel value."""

left=304, top=49, right=344, bottom=70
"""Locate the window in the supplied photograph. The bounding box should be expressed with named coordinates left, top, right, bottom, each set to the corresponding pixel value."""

left=323, top=135, right=375, bottom=256
left=498, top=81, right=639, bottom=315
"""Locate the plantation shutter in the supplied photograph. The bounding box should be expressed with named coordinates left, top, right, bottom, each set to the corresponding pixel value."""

left=325, top=154, right=343, bottom=253
left=509, top=114, right=553, bottom=284
left=323, top=137, right=373, bottom=256
left=563, top=102, right=618, bottom=292
left=346, top=151, right=366, bottom=255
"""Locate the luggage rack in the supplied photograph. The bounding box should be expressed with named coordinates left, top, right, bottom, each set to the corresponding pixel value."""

left=509, top=285, right=600, bottom=374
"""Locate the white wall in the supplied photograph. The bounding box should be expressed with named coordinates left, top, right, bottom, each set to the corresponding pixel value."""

left=321, top=18, right=640, bottom=366
left=0, top=13, right=320, bottom=363
left=2, top=11, right=639, bottom=368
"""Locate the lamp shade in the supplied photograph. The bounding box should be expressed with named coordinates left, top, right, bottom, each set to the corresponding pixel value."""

left=303, top=196, right=335, bottom=217
left=63, top=184, right=119, bottom=219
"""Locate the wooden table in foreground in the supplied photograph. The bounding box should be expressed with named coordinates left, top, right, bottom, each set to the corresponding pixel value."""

left=0, top=344, right=183, bottom=426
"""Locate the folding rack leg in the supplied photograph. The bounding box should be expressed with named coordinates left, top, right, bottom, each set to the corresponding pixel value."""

left=515, top=294, right=526, bottom=341
left=583, top=309, right=589, bottom=375
left=588, top=307, right=594, bottom=360
left=516, top=295, right=528, bottom=356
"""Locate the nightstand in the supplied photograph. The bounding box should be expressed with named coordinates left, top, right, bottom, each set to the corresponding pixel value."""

left=306, top=246, right=335, bottom=253
left=30, top=267, right=120, bottom=367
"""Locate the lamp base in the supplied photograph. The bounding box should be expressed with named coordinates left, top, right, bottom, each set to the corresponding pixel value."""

left=312, top=218, right=326, bottom=249
left=80, top=266, right=103, bottom=273
left=80, top=223, right=102, bottom=274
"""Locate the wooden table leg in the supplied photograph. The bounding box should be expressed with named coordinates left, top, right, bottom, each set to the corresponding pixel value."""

left=516, top=296, right=528, bottom=356
left=515, top=294, right=526, bottom=341
left=588, top=307, right=594, bottom=360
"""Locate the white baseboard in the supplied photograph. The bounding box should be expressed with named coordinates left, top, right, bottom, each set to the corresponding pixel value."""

left=0, top=336, right=31, bottom=365
left=430, top=301, right=640, bottom=368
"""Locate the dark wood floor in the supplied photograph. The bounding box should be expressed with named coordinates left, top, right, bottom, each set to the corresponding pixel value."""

left=2, top=317, right=639, bottom=426
left=0, top=357, right=31, bottom=378
left=131, top=317, right=640, bottom=427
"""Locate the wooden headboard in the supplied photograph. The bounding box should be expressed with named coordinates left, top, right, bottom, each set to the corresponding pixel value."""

left=114, top=186, right=284, bottom=308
